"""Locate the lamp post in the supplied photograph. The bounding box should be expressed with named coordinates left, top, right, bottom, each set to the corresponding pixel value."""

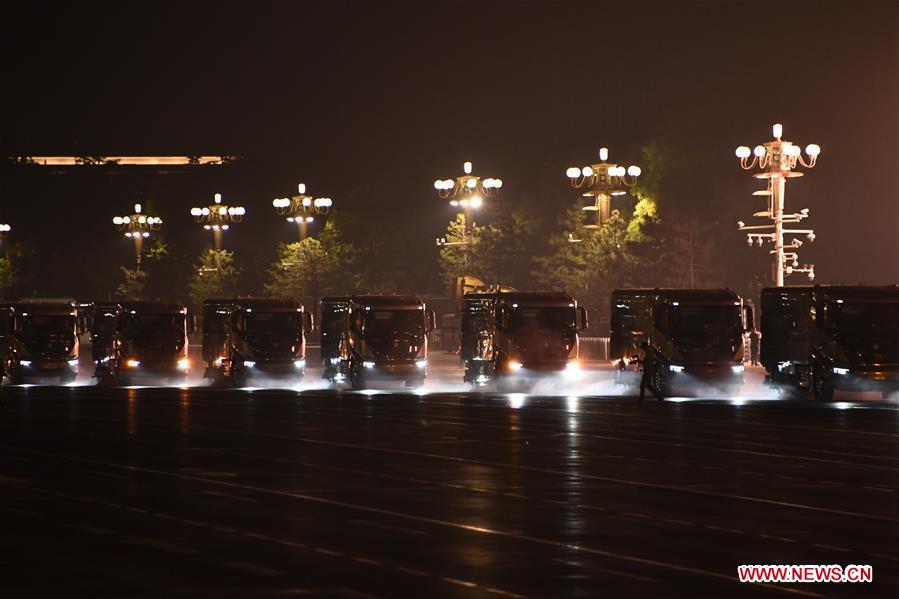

left=113, top=204, right=162, bottom=271
left=433, top=161, right=502, bottom=275
left=272, top=183, right=333, bottom=240
left=190, top=193, right=246, bottom=249
left=0, top=223, right=10, bottom=248
left=566, top=147, right=641, bottom=229
left=735, top=123, right=820, bottom=286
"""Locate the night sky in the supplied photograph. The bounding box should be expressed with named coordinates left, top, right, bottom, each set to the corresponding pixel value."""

left=2, top=0, right=897, bottom=300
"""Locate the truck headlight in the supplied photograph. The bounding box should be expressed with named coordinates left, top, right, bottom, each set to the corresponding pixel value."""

left=68, top=359, right=80, bottom=367
left=329, top=357, right=342, bottom=365
left=125, top=359, right=140, bottom=368
left=177, top=358, right=190, bottom=370
left=294, top=359, right=306, bottom=368
left=509, top=361, right=524, bottom=371
left=363, top=361, right=375, bottom=369
left=778, top=361, right=791, bottom=372
left=243, top=361, right=256, bottom=368
left=20, top=360, right=32, bottom=367
left=731, top=364, right=745, bottom=374
left=833, top=367, right=850, bottom=375
left=668, top=364, right=684, bottom=373
left=415, top=358, right=427, bottom=369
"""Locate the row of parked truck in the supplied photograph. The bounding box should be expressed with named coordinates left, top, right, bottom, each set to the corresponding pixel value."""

left=0, top=284, right=896, bottom=400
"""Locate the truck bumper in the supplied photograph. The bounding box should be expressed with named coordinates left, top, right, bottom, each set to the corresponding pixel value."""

left=831, top=366, right=899, bottom=392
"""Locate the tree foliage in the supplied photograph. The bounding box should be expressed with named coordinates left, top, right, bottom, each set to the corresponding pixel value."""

left=115, top=267, right=148, bottom=300
left=265, top=221, right=348, bottom=307
left=187, top=248, right=241, bottom=308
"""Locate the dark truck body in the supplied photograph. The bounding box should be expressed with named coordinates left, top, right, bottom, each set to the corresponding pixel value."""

left=344, top=295, right=436, bottom=389
left=611, top=289, right=750, bottom=400
left=7, top=299, right=81, bottom=383
left=461, top=291, right=587, bottom=388
left=761, top=285, right=899, bottom=400
left=90, top=302, right=122, bottom=376
left=0, top=305, right=14, bottom=380
left=105, top=300, right=193, bottom=385
left=209, top=297, right=312, bottom=386
left=201, top=299, right=233, bottom=378
left=320, top=296, right=350, bottom=382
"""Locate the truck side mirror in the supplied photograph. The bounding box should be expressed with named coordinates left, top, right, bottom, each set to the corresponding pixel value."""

left=304, top=311, right=315, bottom=333
left=577, top=307, right=589, bottom=332
left=427, top=309, right=437, bottom=332
left=742, top=305, right=754, bottom=333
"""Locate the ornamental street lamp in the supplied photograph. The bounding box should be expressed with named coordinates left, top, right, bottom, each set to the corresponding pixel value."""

left=566, top=147, right=641, bottom=229
left=433, top=161, right=503, bottom=274
left=735, top=123, right=820, bottom=286
left=434, top=161, right=502, bottom=233
left=272, top=183, right=333, bottom=240
left=112, top=203, right=162, bottom=271
left=190, top=193, right=246, bottom=249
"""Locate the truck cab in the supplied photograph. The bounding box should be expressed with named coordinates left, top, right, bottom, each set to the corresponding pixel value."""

left=345, top=295, right=436, bottom=390
left=623, top=289, right=750, bottom=401
left=215, top=297, right=312, bottom=386
left=460, top=292, right=499, bottom=385
left=8, top=299, right=81, bottom=384
left=762, top=285, right=899, bottom=401
left=113, top=300, right=193, bottom=385
left=488, top=291, right=587, bottom=390
left=320, top=296, right=350, bottom=382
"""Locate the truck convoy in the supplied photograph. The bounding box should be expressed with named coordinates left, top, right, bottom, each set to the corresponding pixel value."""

left=343, top=295, right=436, bottom=390
left=761, top=285, right=899, bottom=400
left=460, top=291, right=588, bottom=389
left=610, top=289, right=752, bottom=401
left=5, top=299, right=81, bottom=384
left=201, top=297, right=312, bottom=386
left=94, top=300, right=194, bottom=385
left=320, top=296, right=350, bottom=382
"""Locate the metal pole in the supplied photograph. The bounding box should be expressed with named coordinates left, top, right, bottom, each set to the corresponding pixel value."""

left=772, top=174, right=785, bottom=287
left=134, top=236, right=143, bottom=272
left=299, top=220, right=308, bottom=241
left=214, top=229, right=223, bottom=250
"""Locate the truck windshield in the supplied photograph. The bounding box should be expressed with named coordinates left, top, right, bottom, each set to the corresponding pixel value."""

left=244, top=311, right=301, bottom=334
left=321, top=306, right=347, bottom=332
left=510, top=307, right=576, bottom=330
left=832, top=302, right=899, bottom=335
left=203, top=311, right=228, bottom=334
left=364, top=310, right=423, bottom=335
left=672, top=305, right=740, bottom=338
left=127, top=314, right=185, bottom=336
left=20, top=315, right=75, bottom=338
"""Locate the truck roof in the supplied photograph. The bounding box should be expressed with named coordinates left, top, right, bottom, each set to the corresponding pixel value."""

left=613, top=288, right=740, bottom=304
left=352, top=295, right=424, bottom=309
left=231, top=297, right=303, bottom=312
left=763, top=285, right=899, bottom=303
left=119, top=300, right=187, bottom=314
left=11, top=300, right=77, bottom=315
left=321, top=296, right=351, bottom=304
left=496, top=291, right=575, bottom=307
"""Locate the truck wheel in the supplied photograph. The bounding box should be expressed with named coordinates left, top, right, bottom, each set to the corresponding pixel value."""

left=349, top=363, right=366, bottom=390
left=650, top=362, right=667, bottom=402
left=812, top=364, right=833, bottom=402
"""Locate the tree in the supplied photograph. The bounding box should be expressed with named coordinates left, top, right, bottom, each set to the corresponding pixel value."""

left=265, top=221, right=347, bottom=307
left=662, top=217, right=724, bottom=289
left=115, top=267, right=148, bottom=300
left=187, top=249, right=241, bottom=308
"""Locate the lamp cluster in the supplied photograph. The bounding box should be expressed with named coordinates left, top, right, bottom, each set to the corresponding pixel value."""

left=566, top=147, right=641, bottom=229
left=113, top=203, right=162, bottom=239
left=272, top=183, right=334, bottom=226
left=434, top=161, right=503, bottom=209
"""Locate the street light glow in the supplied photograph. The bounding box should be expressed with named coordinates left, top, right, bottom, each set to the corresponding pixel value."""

left=566, top=145, right=641, bottom=228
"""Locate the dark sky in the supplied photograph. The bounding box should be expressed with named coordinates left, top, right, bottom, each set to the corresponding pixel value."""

left=2, top=0, right=897, bottom=299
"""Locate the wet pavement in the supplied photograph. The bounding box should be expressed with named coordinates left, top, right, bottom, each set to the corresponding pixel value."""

left=0, top=358, right=897, bottom=597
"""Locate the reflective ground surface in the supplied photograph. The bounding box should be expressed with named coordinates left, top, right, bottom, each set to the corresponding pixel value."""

left=0, top=355, right=896, bottom=597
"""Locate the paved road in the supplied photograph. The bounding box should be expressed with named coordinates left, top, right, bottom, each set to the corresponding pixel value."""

left=0, top=362, right=896, bottom=597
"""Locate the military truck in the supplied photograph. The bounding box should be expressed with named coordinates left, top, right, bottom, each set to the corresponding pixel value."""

left=486, top=292, right=587, bottom=390
left=761, top=285, right=899, bottom=401
left=320, top=296, right=350, bottom=382
left=7, top=299, right=81, bottom=383
left=345, top=295, right=436, bottom=390
left=460, top=292, right=499, bottom=385
left=90, top=301, right=122, bottom=380
left=609, top=289, right=751, bottom=401
left=111, top=300, right=194, bottom=385
left=209, top=297, right=312, bottom=386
